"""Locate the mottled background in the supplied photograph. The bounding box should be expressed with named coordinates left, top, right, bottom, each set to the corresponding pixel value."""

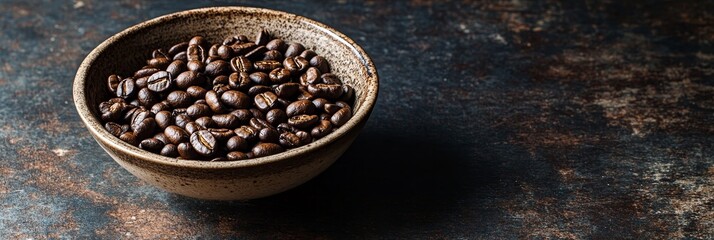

left=1, top=0, right=713, bottom=239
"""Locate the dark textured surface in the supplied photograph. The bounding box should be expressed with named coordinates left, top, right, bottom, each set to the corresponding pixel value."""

left=1, top=0, right=713, bottom=238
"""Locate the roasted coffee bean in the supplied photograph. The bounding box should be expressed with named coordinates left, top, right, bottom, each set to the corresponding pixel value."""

left=312, top=98, right=329, bottom=110
left=187, top=44, right=206, bottom=62
left=166, top=60, right=186, bottom=78
left=266, top=39, right=287, bottom=52
left=284, top=43, right=305, bottom=58
left=248, top=72, right=270, bottom=85
left=177, top=142, right=199, bottom=159
left=250, top=108, right=265, bottom=120
left=226, top=151, right=249, bottom=161
left=134, top=68, right=160, bottom=79
left=208, top=44, right=220, bottom=58
left=296, top=131, right=312, bottom=145
left=296, top=87, right=315, bottom=100
left=234, top=125, right=259, bottom=142
left=133, top=118, right=156, bottom=139
left=121, top=124, right=131, bottom=133
left=299, top=49, right=317, bottom=60
left=119, top=131, right=138, bottom=146
left=269, top=68, right=291, bottom=84
left=185, top=122, right=202, bottom=134
left=276, top=98, right=291, bottom=108
left=259, top=128, right=279, bottom=143
left=105, top=122, right=123, bottom=137
left=164, top=125, right=189, bottom=144
left=191, top=130, right=217, bottom=156
left=277, top=123, right=299, bottom=134
left=168, top=42, right=189, bottom=56
left=205, top=90, right=227, bottom=113
left=320, top=73, right=342, bottom=85
left=154, top=110, right=173, bottom=129
left=339, top=85, right=354, bottom=102
left=230, top=42, right=258, bottom=56
left=140, top=138, right=164, bottom=153
left=174, top=114, right=191, bottom=128
left=175, top=71, right=202, bottom=89
left=335, top=101, right=352, bottom=112
left=217, top=45, right=233, bottom=59
left=101, top=102, right=125, bottom=122
left=153, top=132, right=168, bottom=144
left=253, top=60, right=282, bottom=72
left=251, top=143, right=284, bottom=158
left=274, top=82, right=300, bottom=99
left=330, top=107, right=352, bottom=127
left=212, top=75, right=228, bottom=86
left=310, top=56, right=330, bottom=73
left=147, top=57, right=170, bottom=69
left=135, top=76, right=148, bottom=89
left=187, top=60, right=205, bottom=72
left=186, top=85, right=208, bottom=99
left=307, top=83, right=343, bottom=99
left=208, top=128, right=235, bottom=141
left=166, top=90, right=192, bottom=108
left=300, top=67, right=321, bottom=85
left=255, top=29, right=271, bottom=45
left=220, top=90, right=250, bottom=109
left=324, top=103, right=342, bottom=114
left=254, top=91, right=279, bottom=111
left=150, top=101, right=170, bottom=114
left=186, top=103, right=211, bottom=119
left=212, top=83, right=231, bottom=95
left=152, top=49, right=169, bottom=59
left=189, top=36, right=207, bottom=47
left=130, top=110, right=153, bottom=131
left=279, top=132, right=302, bottom=148
left=195, top=116, right=215, bottom=128
left=266, top=109, right=288, bottom=126
left=226, top=136, right=249, bottom=151
left=311, top=120, right=333, bottom=138
left=230, top=109, right=253, bottom=123
left=228, top=72, right=252, bottom=90
left=287, top=100, right=316, bottom=117
left=248, top=85, right=272, bottom=97
left=288, top=114, right=319, bottom=129
left=212, top=114, right=239, bottom=128
left=230, top=56, right=252, bottom=73
left=146, top=71, right=172, bottom=92
left=244, top=46, right=267, bottom=61
left=173, top=51, right=187, bottom=61
left=249, top=117, right=272, bottom=130
left=160, top=144, right=178, bottom=157
left=283, top=56, right=309, bottom=74
left=116, top=78, right=136, bottom=99
left=107, top=75, right=121, bottom=93
left=137, top=88, right=159, bottom=107
left=205, top=60, right=230, bottom=76
left=263, top=49, right=284, bottom=61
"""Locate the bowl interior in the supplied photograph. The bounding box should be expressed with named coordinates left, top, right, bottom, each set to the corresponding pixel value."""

left=76, top=7, right=378, bottom=166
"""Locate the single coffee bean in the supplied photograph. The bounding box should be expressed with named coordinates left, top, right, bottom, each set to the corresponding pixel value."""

left=175, top=71, right=203, bottom=89
left=286, top=100, right=316, bottom=117
left=263, top=49, right=284, bottom=61
left=220, top=90, right=250, bottom=109
left=266, top=39, right=287, bottom=52
left=173, top=51, right=187, bottom=61
left=174, top=114, right=192, bottom=128
left=228, top=72, right=252, bottom=90
left=134, top=68, right=160, bottom=79
left=248, top=85, right=272, bottom=97
left=268, top=68, right=291, bottom=84
left=213, top=83, right=231, bottom=95
left=166, top=90, right=192, bottom=108
left=186, top=103, right=211, bottom=119
left=248, top=72, right=271, bottom=85
left=259, top=128, right=279, bottom=143
left=230, top=109, right=253, bottom=123
left=195, top=116, right=216, bottom=128
left=266, top=109, right=288, bottom=126
left=147, top=57, right=170, bottom=69
left=107, top=74, right=121, bottom=93
left=101, top=102, right=124, bottom=122
left=230, top=56, right=253, bottom=73
left=105, top=122, right=123, bottom=137
left=189, top=36, right=207, bottom=47
left=177, top=142, right=199, bottom=159
left=134, top=118, right=156, bottom=139
left=296, top=87, right=315, bottom=100
left=186, top=85, right=208, bottom=99
left=335, top=101, right=352, bottom=112
left=283, top=56, right=310, bottom=74
left=135, top=76, right=148, bottom=89
left=284, top=43, right=305, bottom=58
left=212, top=75, right=228, bottom=86
left=253, top=60, right=282, bottom=72
left=230, top=42, right=258, bottom=56
left=154, top=110, right=173, bottom=129
left=208, top=128, right=235, bottom=141
left=249, top=117, right=272, bottom=130
left=153, top=132, right=169, bottom=144
left=250, top=108, right=265, bottom=120
left=234, top=125, right=259, bottom=143
left=130, top=110, right=153, bottom=131
left=116, top=78, right=136, bottom=99
left=254, top=91, right=279, bottom=111
left=324, top=103, right=342, bottom=114
left=288, top=114, right=319, bottom=129
left=164, top=125, right=189, bottom=144
left=137, top=87, right=159, bottom=107
left=187, top=60, right=205, bottom=72
left=296, top=130, right=312, bottom=145
left=300, top=67, right=321, bottom=85
left=140, top=138, right=165, bottom=153
left=212, top=114, right=240, bottom=128
left=187, top=44, right=206, bottom=62
left=307, top=83, right=343, bottom=99
left=168, top=42, right=189, bottom=56
left=185, top=122, right=203, bottom=134
left=205, top=60, right=230, bottom=76
left=152, top=49, right=169, bottom=59
left=226, top=136, right=249, bottom=151
left=310, top=55, right=330, bottom=73
left=166, top=60, right=186, bottom=78
left=217, top=45, right=233, bottom=59
left=244, top=45, right=267, bottom=60
left=311, top=120, right=333, bottom=138
left=150, top=101, right=171, bottom=114
left=205, top=90, right=227, bottom=113
left=330, top=107, right=352, bottom=127
left=321, top=73, right=342, bottom=85
left=191, top=130, right=217, bottom=156
left=160, top=143, right=178, bottom=157
left=119, top=131, right=138, bottom=146
left=251, top=142, right=284, bottom=158
left=312, top=98, right=329, bottom=110
left=279, top=132, right=302, bottom=148
left=226, top=151, right=249, bottom=161
left=299, top=49, right=317, bottom=60
left=146, top=71, right=172, bottom=92
left=208, top=44, right=220, bottom=58
left=255, top=29, right=271, bottom=45
left=274, top=82, right=300, bottom=99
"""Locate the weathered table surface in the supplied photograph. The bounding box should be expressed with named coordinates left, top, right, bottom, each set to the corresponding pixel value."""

left=1, top=0, right=712, bottom=238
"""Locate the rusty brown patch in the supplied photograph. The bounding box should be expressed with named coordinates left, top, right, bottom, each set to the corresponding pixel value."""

left=38, top=112, right=70, bottom=135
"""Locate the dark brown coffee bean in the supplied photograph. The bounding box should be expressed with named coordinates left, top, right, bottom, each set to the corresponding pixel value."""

left=134, top=68, right=159, bottom=79
left=186, top=103, right=211, bottom=119
left=212, top=75, right=228, bottom=86
left=122, top=105, right=142, bottom=123
left=254, top=92, right=279, bottom=111
left=279, top=132, right=302, bottom=148
left=116, top=78, right=136, bottom=99
left=208, top=128, right=235, bottom=141
left=312, top=98, right=329, bottom=110
left=217, top=45, right=233, bottom=60
left=263, top=49, right=284, bottom=62
left=187, top=44, right=206, bottom=62
left=133, top=117, right=156, bottom=139
left=153, top=132, right=168, bottom=144
left=140, top=138, right=164, bottom=153
left=137, top=88, right=159, bottom=107
left=284, top=43, right=305, bottom=58
left=160, top=143, right=178, bottom=157
left=250, top=108, right=265, bottom=120
left=324, top=103, right=342, bottom=114
left=101, top=102, right=125, bottom=122
left=107, top=74, right=121, bottom=93
left=187, top=60, right=205, bottom=72
left=331, top=107, right=352, bottom=127
left=299, top=49, right=317, bottom=60
left=251, top=142, right=284, bottom=158
left=269, top=68, right=291, bottom=84
left=155, top=110, right=173, bottom=129
left=152, top=49, right=169, bottom=59
left=234, top=125, right=259, bottom=142
left=174, top=114, right=191, bottom=128
left=230, top=109, right=253, bottom=123
left=195, top=116, right=215, bottom=128
left=164, top=125, right=189, bottom=145
left=226, top=151, right=249, bottom=161
left=205, top=60, right=230, bottom=76
left=259, top=128, right=279, bottom=143
left=266, top=109, right=288, bottom=126
left=135, top=77, right=148, bottom=89
left=119, top=131, right=138, bottom=146
left=265, top=39, right=286, bottom=52
left=175, top=71, right=203, bottom=89
left=130, top=110, right=153, bottom=131
left=184, top=122, right=202, bottom=134
left=166, top=60, right=186, bottom=78
left=249, top=118, right=272, bottom=130
left=186, top=85, right=208, bottom=99
left=228, top=72, right=252, bottom=90
left=277, top=123, right=299, bottom=133
left=288, top=114, right=319, bottom=129
left=212, top=84, right=231, bottom=96
left=173, top=51, right=187, bottom=61
left=296, top=87, right=315, bottom=100
left=166, top=90, right=192, bottom=108
left=226, top=136, right=249, bottom=151
left=105, top=122, right=123, bottom=137
left=189, top=36, right=207, bottom=47
left=208, top=44, right=220, bottom=58
left=283, top=56, right=310, bottom=74
left=168, top=42, right=189, bottom=56
left=310, top=56, right=330, bottom=73
left=335, top=101, right=351, bottom=111
left=220, top=90, right=250, bottom=109
left=177, top=142, right=199, bottom=159
left=311, top=120, right=333, bottom=138
left=191, top=130, right=217, bottom=156
left=274, top=82, right=300, bottom=99
left=307, top=83, right=343, bottom=99
left=150, top=101, right=171, bottom=114
left=230, top=56, right=253, bottom=73
left=212, top=114, right=240, bottom=128
left=248, top=72, right=271, bottom=85
left=296, top=130, right=312, bottom=145
left=248, top=85, right=272, bottom=97
left=205, top=90, right=226, bottom=113
left=286, top=100, right=316, bottom=117
left=255, top=29, right=271, bottom=45
left=320, top=73, right=342, bottom=85
left=146, top=71, right=172, bottom=92
left=300, top=67, right=321, bottom=85
left=244, top=46, right=267, bottom=61
left=230, top=42, right=258, bottom=56
left=147, top=57, right=170, bottom=69
left=253, top=60, right=282, bottom=72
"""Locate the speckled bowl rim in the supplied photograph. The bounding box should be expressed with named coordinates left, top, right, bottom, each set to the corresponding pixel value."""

left=73, top=6, right=379, bottom=169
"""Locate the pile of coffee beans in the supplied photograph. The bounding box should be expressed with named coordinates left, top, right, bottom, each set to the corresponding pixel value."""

left=98, top=30, right=354, bottom=161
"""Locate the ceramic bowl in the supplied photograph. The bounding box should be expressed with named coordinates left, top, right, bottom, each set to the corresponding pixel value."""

left=73, top=6, right=378, bottom=200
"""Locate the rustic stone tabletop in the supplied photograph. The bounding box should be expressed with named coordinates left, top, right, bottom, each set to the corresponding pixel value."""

left=1, top=0, right=712, bottom=239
